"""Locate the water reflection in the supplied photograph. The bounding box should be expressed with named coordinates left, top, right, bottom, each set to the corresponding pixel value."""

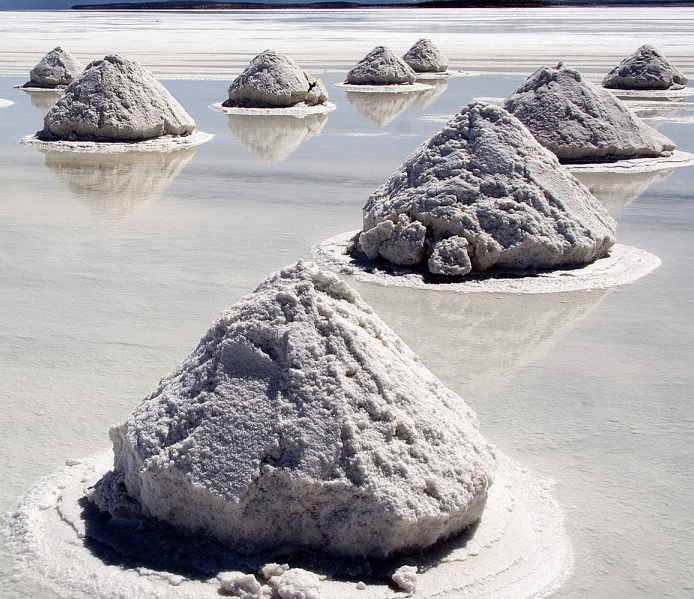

left=346, top=91, right=418, bottom=127
left=19, top=88, right=62, bottom=116
left=357, top=284, right=609, bottom=400
left=41, top=148, right=195, bottom=220
left=412, top=79, right=448, bottom=110
left=572, top=169, right=674, bottom=215
left=227, top=113, right=328, bottom=163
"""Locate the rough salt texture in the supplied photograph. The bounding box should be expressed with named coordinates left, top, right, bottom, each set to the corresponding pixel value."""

left=402, top=39, right=448, bottom=73
left=266, top=568, right=321, bottom=599
left=503, top=63, right=676, bottom=162
left=225, top=50, right=329, bottom=108
left=28, top=47, right=83, bottom=88
left=346, top=46, right=417, bottom=85
left=391, top=565, right=418, bottom=593
left=42, top=54, right=196, bottom=141
left=92, top=261, right=496, bottom=558
left=603, top=45, right=688, bottom=90
left=219, top=572, right=264, bottom=598
left=356, top=101, right=617, bottom=276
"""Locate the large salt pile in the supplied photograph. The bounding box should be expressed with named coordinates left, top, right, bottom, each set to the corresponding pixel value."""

left=346, top=46, right=417, bottom=85
left=92, top=260, right=496, bottom=558
left=40, top=54, right=196, bottom=141
left=503, top=63, right=676, bottom=162
left=355, top=101, right=616, bottom=276
left=603, top=45, right=688, bottom=90
left=224, top=50, right=329, bottom=108
left=402, top=39, right=449, bottom=73
left=25, top=47, right=83, bottom=88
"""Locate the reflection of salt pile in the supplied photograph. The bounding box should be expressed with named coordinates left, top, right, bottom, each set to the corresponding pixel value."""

left=571, top=168, right=673, bottom=216
left=22, top=88, right=61, bottom=116
left=41, top=148, right=195, bottom=220
left=41, top=54, right=196, bottom=141
left=227, top=113, right=327, bottom=163
left=224, top=50, right=329, bottom=108
left=503, top=63, right=676, bottom=162
left=346, top=46, right=417, bottom=85
left=412, top=78, right=448, bottom=109
left=346, top=90, right=416, bottom=126
left=355, top=101, right=616, bottom=277
left=92, top=261, right=497, bottom=558
left=403, top=38, right=449, bottom=73
left=603, top=45, right=688, bottom=90
left=25, top=47, right=83, bottom=88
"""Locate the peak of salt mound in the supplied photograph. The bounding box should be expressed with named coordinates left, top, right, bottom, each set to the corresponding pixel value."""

left=356, top=101, right=617, bottom=276
left=346, top=46, right=417, bottom=85
left=42, top=54, right=196, bottom=142
left=603, top=45, right=688, bottom=90
left=503, top=63, right=676, bottom=162
left=225, top=50, right=329, bottom=108
left=92, top=260, right=496, bottom=558
left=402, top=39, right=448, bottom=73
left=28, top=47, right=83, bottom=88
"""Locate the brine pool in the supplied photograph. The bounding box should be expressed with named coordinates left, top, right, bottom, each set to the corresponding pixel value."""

left=1, top=7, right=694, bottom=599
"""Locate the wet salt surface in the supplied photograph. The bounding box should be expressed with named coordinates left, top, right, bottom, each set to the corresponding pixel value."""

left=1, top=8, right=694, bottom=599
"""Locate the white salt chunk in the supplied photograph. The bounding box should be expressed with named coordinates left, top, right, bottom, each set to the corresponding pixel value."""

left=266, top=567, right=321, bottom=599
left=391, top=565, right=417, bottom=593
left=218, top=571, right=264, bottom=598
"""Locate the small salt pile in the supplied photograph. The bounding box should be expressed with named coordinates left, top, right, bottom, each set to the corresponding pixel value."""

left=92, top=261, right=496, bottom=559
left=346, top=46, right=417, bottom=85
left=224, top=50, right=329, bottom=108
left=402, top=39, right=449, bottom=74
left=355, top=101, right=616, bottom=276
left=603, top=45, right=688, bottom=90
left=41, top=54, right=196, bottom=141
left=24, top=47, right=83, bottom=88
left=503, top=63, right=676, bottom=162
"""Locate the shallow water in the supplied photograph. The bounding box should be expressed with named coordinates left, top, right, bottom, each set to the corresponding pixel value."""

left=1, top=8, right=694, bottom=599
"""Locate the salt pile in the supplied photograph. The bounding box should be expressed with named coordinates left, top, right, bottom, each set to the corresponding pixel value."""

left=224, top=50, right=329, bottom=108
left=502, top=63, right=676, bottom=162
left=603, top=45, right=688, bottom=90
left=92, top=261, right=497, bottom=558
left=402, top=39, right=449, bottom=74
left=353, top=101, right=616, bottom=277
left=40, top=54, right=196, bottom=142
left=346, top=46, right=417, bottom=85
left=24, top=47, right=84, bottom=88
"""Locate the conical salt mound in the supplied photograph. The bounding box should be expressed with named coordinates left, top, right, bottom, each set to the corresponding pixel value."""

left=402, top=38, right=448, bottom=73
left=503, top=63, right=676, bottom=162
left=28, top=47, right=83, bottom=88
left=356, top=101, right=617, bottom=276
left=225, top=50, right=329, bottom=108
left=42, top=54, right=196, bottom=141
left=603, top=45, right=688, bottom=90
left=346, top=46, right=417, bottom=85
left=92, top=261, right=497, bottom=559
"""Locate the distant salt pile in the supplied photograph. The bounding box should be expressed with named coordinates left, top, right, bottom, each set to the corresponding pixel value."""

left=503, top=63, right=676, bottom=162
left=224, top=50, right=329, bottom=108
left=603, top=45, right=688, bottom=90
left=40, top=54, right=196, bottom=141
left=355, top=101, right=616, bottom=277
left=25, top=47, right=83, bottom=88
left=346, top=46, right=417, bottom=85
left=402, top=38, right=449, bottom=73
left=92, top=260, right=496, bottom=558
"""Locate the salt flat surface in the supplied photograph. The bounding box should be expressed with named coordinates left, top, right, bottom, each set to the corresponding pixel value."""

left=19, top=130, right=214, bottom=152
left=1, top=9, right=694, bottom=599
left=334, top=82, right=431, bottom=93
left=565, top=149, right=694, bottom=173
left=209, top=100, right=336, bottom=116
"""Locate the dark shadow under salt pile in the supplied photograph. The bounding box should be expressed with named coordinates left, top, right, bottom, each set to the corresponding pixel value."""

left=22, top=47, right=83, bottom=89
left=502, top=63, right=676, bottom=163
left=603, top=45, right=688, bottom=90
left=402, top=38, right=449, bottom=74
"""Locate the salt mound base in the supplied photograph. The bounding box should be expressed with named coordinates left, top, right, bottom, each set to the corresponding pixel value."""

left=92, top=261, right=497, bottom=558
left=224, top=50, right=329, bottom=108
left=402, top=38, right=449, bottom=73
left=353, top=101, right=616, bottom=278
left=0, top=98, right=13, bottom=108
left=346, top=46, right=417, bottom=85
left=24, top=47, right=83, bottom=88
left=503, top=63, right=676, bottom=162
left=603, top=45, right=688, bottom=90
left=39, top=54, right=196, bottom=142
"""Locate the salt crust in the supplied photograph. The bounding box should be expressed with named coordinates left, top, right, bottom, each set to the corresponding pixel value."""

left=92, top=261, right=496, bottom=558
left=19, top=129, right=213, bottom=153
left=606, top=87, right=694, bottom=99
left=209, top=101, right=336, bottom=116
left=0, top=98, right=13, bottom=107
left=414, top=72, right=451, bottom=81
left=13, top=84, right=66, bottom=92
left=5, top=451, right=572, bottom=599
left=312, top=232, right=661, bottom=294
left=335, top=82, right=431, bottom=93
left=565, top=150, right=694, bottom=174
